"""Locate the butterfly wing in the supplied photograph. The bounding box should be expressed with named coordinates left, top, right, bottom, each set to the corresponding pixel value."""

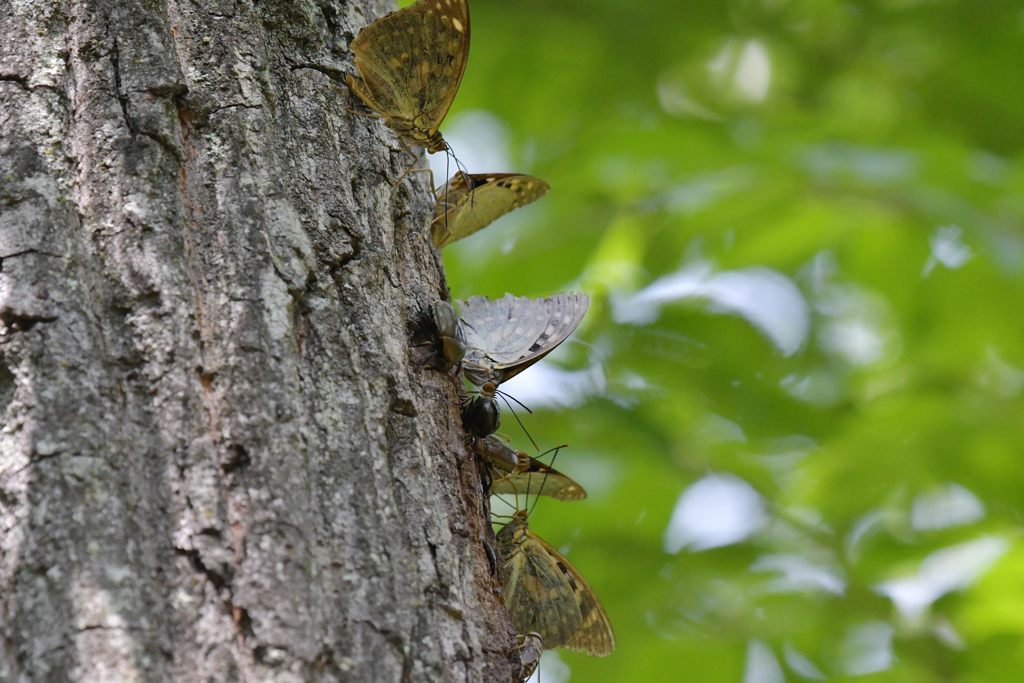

left=349, top=0, right=469, bottom=143
left=491, top=454, right=588, bottom=501
left=433, top=171, right=474, bottom=216
left=459, top=293, right=589, bottom=385
left=510, top=292, right=590, bottom=371
left=349, top=10, right=422, bottom=121
left=432, top=171, right=475, bottom=245
left=563, top=575, right=616, bottom=656
left=529, top=531, right=615, bottom=656
left=460, top=294, right=550, bottom=384
left=476, top=434, right=520, bottom=474
left=405, top=0, right=469, bottom=132
left=497, top=518, right=583, bottom=650
left=432, top=173, right=550, bottom=247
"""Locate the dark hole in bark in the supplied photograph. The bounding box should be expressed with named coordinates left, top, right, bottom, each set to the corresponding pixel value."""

left=0, top=362, right=14, bottom=418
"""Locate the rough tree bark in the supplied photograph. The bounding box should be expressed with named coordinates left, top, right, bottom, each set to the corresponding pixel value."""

left=0, top=0, right=516, bottom=680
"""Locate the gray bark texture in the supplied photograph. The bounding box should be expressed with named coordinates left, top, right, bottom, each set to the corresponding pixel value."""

left=0, top=0, right=517, bottom=680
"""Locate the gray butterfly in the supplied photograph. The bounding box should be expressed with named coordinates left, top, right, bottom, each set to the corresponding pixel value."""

left=457, top=293, right=590, bottom=387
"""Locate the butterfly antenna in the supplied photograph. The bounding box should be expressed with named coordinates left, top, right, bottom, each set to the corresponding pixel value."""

left=537, top=443, right=569, bottom=461
left=490, top=492, right=516, bottom=521
left=523, top=448, right=536, bottom=517
left=505, top=478, right=523, bottom=518
left=490, top=506, right=515, bottom=523
left=496, top=388, right=534, bottom=415
left=442, top=148, right=452, bottom=229
left=528, top=444, right=565, bottom=518
left=346, top=103, right=379, bottom=119
left=497, top=392, right=539, bottom=451
left=446, top=141, right=469, bottom=179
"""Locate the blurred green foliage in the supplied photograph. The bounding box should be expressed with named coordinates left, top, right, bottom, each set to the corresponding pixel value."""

left=428, top=0, right=1024, bottom=680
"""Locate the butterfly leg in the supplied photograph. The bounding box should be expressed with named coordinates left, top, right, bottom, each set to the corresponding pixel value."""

left=391, top=150, right=434, bottom=188
left=346, top=103, right=379, bottom=118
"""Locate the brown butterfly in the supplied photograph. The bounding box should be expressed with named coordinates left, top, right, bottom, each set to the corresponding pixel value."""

left=458, top=293, right=590, bottom=387
left=497, top=509, right=615, bottom=656
left=432, top=172, right=550, bottom=247
left=347, top=0, right=470, bottom=153
left=476, top=436, right=587, bottom=501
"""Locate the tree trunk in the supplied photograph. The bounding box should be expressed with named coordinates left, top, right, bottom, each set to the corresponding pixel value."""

left=0, top=0, right=515, bottom=680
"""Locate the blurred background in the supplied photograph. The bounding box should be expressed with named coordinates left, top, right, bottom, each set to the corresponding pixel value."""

left=421, top=0, right=1024, bottom=680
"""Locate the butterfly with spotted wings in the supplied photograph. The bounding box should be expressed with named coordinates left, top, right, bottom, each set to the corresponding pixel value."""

left=347, top=0, right=469, bottom=153
left=457, top=293, right=589, bottom=388
left=432, top=172, right=550, bottom=247
left=497, top=509, right=615, bottom=657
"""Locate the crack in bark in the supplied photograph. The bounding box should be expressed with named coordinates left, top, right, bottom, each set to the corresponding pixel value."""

left=109, top=38, right=137, bottom=135
left=138, top=130, right=184, bottom=162
left=0, top=311, right=59, bottom=335
left=174, top=543, right=257, bottom=681
left=325, top=223, right=361, bottom=275
left=312, top=648, right=343, bottom=678
left=230, top=602, right=256, bottom=682
left=175, top=546, right=227, bottom=590
left=0, top=451, right=67, bottom=483
left=77, top=624, right=136, bottom=633
left=208, top=102, right=264, bottom=117
left=318, top=3, right=339, bottom=36
left=175, top=95, right=263, bottom=131
left=0, top=249, right=62, bottom=271
left=0, top=73, right=29, bottom=89
left=354, top=618, right=407, bottom=659
left=386, top=376, right=418, bottom=417
left=287, top=62, right=346, bottom=83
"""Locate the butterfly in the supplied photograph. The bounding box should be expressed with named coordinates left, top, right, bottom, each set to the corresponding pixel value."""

left=496, top=509, right=615, bottom=656
left=457, top=293, right=590, bottom=387
left=432, top=172, right=550, bottom=247
left=346, top=0, right=470, bottom=153
left=476, top=436, right=587, bottom=501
